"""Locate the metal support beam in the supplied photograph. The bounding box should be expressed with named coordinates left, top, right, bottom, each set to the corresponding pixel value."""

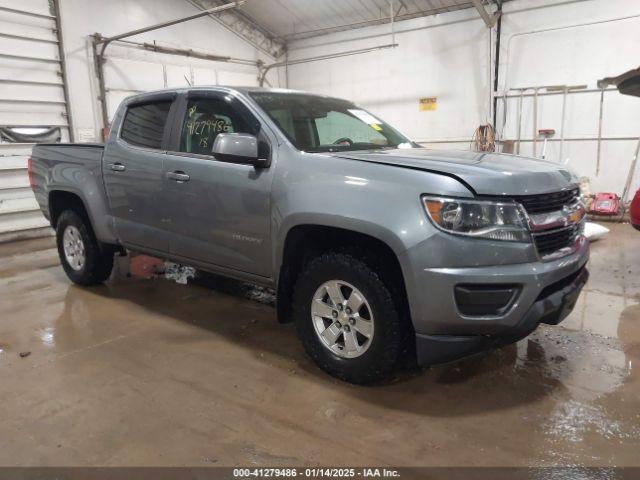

left=491, top=0, right=502, bottom=131
left=496, top=87, right=618, bottom=98
left=94, top=2, right=243, bottom=56
left=516, top=90, right=523, bottom=153
left=471, top=0, right=500, bottom=28
left=139, top=42, right=252, bottom=65
left=91, top=37, right=110, bottom=135
left=113, top=38, right=259, bottom=66
left=188, top=0, right=284, bottom=58
left=532, top=87, right=539, bottom=156
left=92, top=2, right=243, bottom=136
left=53, top=0, right=75, bottom=142
left=596, top=87, right=605, bottom=175
left=141, top=43, right=231, bottom=63
left=258, top=44, right=398, bottom=87
left=389, top=0, right=396, bottom=47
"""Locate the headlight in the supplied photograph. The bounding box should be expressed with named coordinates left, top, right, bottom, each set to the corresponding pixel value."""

left=422, top=196, right=530, bottom=242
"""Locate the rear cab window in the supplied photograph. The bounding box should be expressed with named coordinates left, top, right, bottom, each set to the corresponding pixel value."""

left=120, top=101, right=172, bottom=149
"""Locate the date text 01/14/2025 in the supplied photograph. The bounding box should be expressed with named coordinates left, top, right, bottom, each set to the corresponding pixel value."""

left=233, top=468, right=400, bottom=478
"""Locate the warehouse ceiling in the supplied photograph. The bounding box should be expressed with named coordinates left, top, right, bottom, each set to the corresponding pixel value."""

left=239, top=0, right=478, bottom=41
left=192, top=0, right=495, bottom=55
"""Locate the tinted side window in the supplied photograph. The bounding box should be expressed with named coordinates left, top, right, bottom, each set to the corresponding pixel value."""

left=120, top=101, right=172, bottom=149
left=179, top=97, right=252, bottom=156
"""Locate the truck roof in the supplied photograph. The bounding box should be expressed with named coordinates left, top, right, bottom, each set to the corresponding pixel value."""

left=123, top=86, right=348, bottom=104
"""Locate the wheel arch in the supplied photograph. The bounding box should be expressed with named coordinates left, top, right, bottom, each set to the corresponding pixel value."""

left=47, top=187, right=118, bottom=245
left=275, top=221, right=410, bottom=325
left=49, top=189, right=90, bottom=227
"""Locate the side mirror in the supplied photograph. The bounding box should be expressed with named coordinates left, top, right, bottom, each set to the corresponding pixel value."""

left=212, top=133, right=266, bottom=167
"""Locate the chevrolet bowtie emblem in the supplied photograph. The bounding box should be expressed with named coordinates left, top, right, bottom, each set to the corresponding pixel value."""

left=527, top=201, right=585, bottom=232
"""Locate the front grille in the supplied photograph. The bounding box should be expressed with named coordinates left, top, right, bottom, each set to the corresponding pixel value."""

left=508, top=187, right=582, bottom=258
left=514, top=188, right=580, bottom=214
left=533, top=224, right=580, bottom=256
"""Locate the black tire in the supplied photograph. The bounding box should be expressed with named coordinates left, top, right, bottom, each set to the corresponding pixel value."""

left=292, top=252, right=407, bottom=384
left=55, top=210, right=114, bottom=286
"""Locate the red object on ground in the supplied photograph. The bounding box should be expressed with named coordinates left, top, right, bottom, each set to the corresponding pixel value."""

left=630, top=189, right=640, bottom=230
left=589, top=192, right=620, bottom=215
left=129, top=254, right=164, bottom=279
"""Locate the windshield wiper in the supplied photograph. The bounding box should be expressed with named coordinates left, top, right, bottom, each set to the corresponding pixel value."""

left=344, top=144, right=394, bottom=151
left=307, top=144, right=396, bottom=153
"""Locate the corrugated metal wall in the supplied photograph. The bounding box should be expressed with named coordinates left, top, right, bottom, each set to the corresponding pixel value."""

left=0, top=0, right=70, bottom=242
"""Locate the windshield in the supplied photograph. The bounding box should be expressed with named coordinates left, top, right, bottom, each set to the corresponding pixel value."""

left=249, top=91, right=411, bottom=153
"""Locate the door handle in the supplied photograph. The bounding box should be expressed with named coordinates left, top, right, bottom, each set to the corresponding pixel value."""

left=166, top=171, right=190, bottom=182
left=109, top=162, right=126, bottom=172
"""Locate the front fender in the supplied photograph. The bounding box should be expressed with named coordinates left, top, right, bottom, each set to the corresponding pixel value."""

left=274, top=213, right=408, bottom=274
left=269, top=150, right=474, bottom=282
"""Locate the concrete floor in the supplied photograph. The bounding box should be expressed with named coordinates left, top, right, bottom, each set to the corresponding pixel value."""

left=0, top=224, right=639, bottom=467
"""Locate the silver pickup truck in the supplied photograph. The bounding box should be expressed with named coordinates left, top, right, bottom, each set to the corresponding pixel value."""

left=30, top=86, right=589, bottom=383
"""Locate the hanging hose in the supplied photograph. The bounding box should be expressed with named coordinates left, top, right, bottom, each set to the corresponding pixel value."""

left=471, top=124, right=496, bottom=152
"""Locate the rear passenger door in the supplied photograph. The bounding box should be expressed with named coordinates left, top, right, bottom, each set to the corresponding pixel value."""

left=103, top=93, right=177, bottom=253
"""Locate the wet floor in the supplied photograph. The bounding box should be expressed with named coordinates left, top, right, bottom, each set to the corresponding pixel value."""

left=0, top=224, right=639, bottom=467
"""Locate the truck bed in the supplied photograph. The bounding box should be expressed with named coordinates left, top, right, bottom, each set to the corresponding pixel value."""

left=35, top=143, right=105, bottom=148
left=30, top=142, right=107, bottom=227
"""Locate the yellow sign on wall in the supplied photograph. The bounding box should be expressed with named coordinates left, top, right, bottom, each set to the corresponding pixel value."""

left=419, top=97, right=437, bottom=111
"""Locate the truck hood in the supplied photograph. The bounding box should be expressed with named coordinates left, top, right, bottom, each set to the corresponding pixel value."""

left=332, top=148, right=578, bottom=196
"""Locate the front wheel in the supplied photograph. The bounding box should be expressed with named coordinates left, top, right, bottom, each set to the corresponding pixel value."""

left=56, top=210, right=114, bottom=285
left=293, top=252, right=407, bottom=384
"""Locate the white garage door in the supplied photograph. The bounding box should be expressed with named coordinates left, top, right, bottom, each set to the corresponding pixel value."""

left=102, top=48, right=261, bottom=124
left=0, top=0, right=71, bottom=242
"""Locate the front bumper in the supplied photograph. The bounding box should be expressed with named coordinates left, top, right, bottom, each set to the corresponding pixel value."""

left=415, top=264, right=588, bottom=365
left=401, top=234, right=590, bottom=366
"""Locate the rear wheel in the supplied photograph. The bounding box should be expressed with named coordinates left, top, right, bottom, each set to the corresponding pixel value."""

left=293, top=252, right=406, bottom=384
left=56, top=210, right=114, bottom=285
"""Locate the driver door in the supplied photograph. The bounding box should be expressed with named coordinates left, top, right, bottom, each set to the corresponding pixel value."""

left=161, top=91, right=275, bottom=278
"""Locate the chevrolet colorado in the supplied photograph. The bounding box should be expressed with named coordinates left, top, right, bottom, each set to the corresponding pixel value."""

left=30, top=87, right=589, bottom=383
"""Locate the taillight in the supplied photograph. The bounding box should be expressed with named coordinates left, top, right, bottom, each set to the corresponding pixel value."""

left=27, top=157, right=35, bottom=191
